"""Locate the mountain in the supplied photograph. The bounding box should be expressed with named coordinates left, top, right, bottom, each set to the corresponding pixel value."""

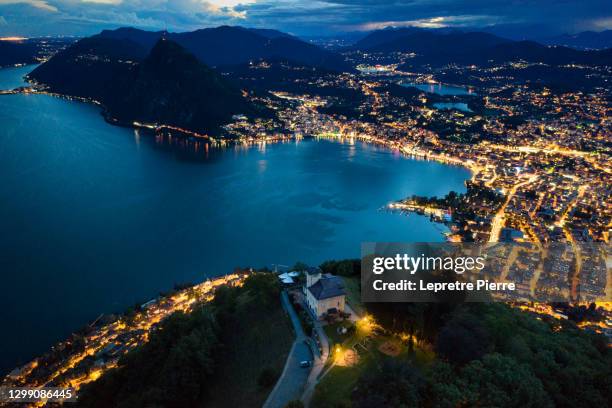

left=0, top=38, right=75, bottom=67
left=355, top=26, right=612, bottom=51
left=95, top=26, right=349, bottom=71
left=246, top=27, right=295, bottom=40
left=29, top=36, right=148, bottom=101
left=481, top=40, right=612, bottom=65
left=356, top=29, right=611, bottom=66
left=540, top=30, right=612, bottom=50
left=362, top=30, right=510, bottom=55
left=0, top=40, right=38, bottom=67
left=111, top=39, right=255, bottom=133
left=96, top=27, right=162, bottom=50
left=30, top=39, right=258, bottom=134
left=352, top=27, right=428, bottom=49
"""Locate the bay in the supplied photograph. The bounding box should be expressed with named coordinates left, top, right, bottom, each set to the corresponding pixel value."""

left=0, top=66, right=470, bottom=373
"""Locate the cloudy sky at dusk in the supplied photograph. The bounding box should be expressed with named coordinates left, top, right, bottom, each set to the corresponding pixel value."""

left=0, top=0, right=610, bottom=37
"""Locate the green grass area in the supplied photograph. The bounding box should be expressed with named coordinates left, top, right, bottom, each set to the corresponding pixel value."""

left=314, top=320, right=381, bottom=407
left=311, top=354, right=374, bottom=408
left=324, top=321, right=354, bottom=346
left=207, top=295, right=294, bottom=408
left=325, top=316, right=382, bottom=350
left=341, top=276, right=364, bottom=316
left=313, top=331, right=433, bottom=408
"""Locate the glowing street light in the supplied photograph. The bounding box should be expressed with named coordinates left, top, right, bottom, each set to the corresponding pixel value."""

left=334, top=345, right=344, bottom=364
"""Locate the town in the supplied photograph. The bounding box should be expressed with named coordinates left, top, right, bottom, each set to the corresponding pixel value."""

left=1, top=19, right=610, bottom=407
left=1, top=273, right=245, bottom=406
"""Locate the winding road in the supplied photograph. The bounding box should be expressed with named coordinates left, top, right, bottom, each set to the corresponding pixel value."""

left=263, top=291, right=313, bottom=408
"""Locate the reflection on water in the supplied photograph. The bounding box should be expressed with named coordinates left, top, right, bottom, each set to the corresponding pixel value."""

left=151, top=129, right=311, bottom=162
left=401, top=82, right=477, bottom=96
left=433, top=102, right=473, bottom=112
left=153, top=131, right=212, bottom=160
left=0, top=65, right=471, bottom=374
left=0, top=64, right=36, bottom=90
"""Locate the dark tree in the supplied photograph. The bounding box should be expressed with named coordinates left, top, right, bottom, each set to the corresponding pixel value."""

left=352, top=359, right=425, bottom=408
left=435, top=309, right=492, bottom=366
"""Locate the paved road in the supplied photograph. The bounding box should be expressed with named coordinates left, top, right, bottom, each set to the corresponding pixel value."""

left=263, top=292, right=313, bottom=408
left=300, top=306, right=330, bottom=407
left=300, top=299, right=361, bottom=406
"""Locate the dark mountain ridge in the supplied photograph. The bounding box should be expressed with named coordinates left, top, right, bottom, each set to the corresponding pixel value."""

left=0, top=40, right=38, bottom=67
left=365, top=30, right=510, bottom=54
left=352, top=26, right=431, bottom=49
left=354, top=28, right=612, bottom=67
left=29, top=36, right=147, bottom=100
left=109, top=39, right=255, bottom=133
left=95, top=26, right=349, bottom=71
left=30, top=38, right=258, bottom=135
left=540, top=30, right=612, bottom=50
left=0, top=37, right=75, bottom=67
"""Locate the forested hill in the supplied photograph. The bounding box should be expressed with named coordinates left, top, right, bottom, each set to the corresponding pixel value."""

left=96, top=26, right=350, bottom=71
left=30, top=38, right=260, bottom=135
left=74, top=273, right=293, bottom=408
left=353, top=28, right=612, bottom=67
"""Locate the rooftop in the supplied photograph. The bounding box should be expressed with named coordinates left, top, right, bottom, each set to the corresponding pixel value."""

left=306, top=266, right=322, bottom=275
left=308, top=274, right=346, bottom=300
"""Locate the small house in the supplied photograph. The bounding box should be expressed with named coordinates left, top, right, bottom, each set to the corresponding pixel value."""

left=304, top=267, right=346, bottom=318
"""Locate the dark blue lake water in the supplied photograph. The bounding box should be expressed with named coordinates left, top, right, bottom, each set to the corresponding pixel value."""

left=402, top=82, right=476, bottom=96
left=0, top=66, right=470, bottom=373
left=433, top=102, right=473, bottom=112
left=0, top=64, right=33, bottom=90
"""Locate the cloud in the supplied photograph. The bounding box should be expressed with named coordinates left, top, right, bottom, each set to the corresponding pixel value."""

left=80, top=0, right=122, bottom=4
left=0, top=0, right=57, bottom=12
left=352, top=15, right=498, bottom=31
left=0, top=0, right=610, bottom=37
left=590, top=17, right=612, bottom=30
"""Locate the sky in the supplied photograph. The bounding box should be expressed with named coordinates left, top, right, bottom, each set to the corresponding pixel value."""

left=0, top=0, right=610, bottom=38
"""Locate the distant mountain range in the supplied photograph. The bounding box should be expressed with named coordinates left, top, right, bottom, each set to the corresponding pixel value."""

left=27, top=25, right=354, bottom=134
left=540, top=30, right=612, bottom=50
left=353, top=26, right=612, bottom=51
left=352, top=28, right=612, bottom=66
left=0, top=40, right=38, bottom=67
left=30, top=38, right=260, bottom=135
left=94, top=26, right=349, bottom=71
left=0, top=38, right=74, bottom=67
left=354, top=28, right=508, bottom=54
left=476, top=25, right=612, bottom=50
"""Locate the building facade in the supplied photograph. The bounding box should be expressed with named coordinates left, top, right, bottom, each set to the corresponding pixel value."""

left=304, top=267, right=346, bottom=318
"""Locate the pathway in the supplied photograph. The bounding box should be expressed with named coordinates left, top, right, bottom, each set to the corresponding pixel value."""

left=300, top=308, right=330, bottom=407
left=263, top=291, right=313, bottom=408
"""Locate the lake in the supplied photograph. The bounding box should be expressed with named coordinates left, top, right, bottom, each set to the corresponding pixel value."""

left=0, top=64, right=35, bottom=90
left=0, top=66, right=470, bottom=374
left=401, top=82, right=476, bottom=96
left=433, top=102, right=473, bottom=112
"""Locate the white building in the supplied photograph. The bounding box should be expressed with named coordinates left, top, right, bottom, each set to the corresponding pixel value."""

left=304, top=267, right=346, bottom=318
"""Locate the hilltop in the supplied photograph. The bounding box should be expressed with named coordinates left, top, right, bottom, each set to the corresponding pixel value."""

left=30, top=38, right=259, bottom=135
left=95, top=26, right=350, bottom=71
left=353, top=28, right=612, bottom=67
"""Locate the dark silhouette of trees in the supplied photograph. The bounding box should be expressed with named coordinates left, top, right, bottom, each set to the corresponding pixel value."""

left=76, top=307, right=219, bottom=408
left=348, top=302, right=611, bottom=408
left=435, top=309, right=492, bottom=366
left=257, top=367, right=279, bottom=388
left=352, top=359, right=425, bottom=408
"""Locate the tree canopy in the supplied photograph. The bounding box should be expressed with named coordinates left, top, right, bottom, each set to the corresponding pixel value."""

left=351, top=303, right=611, bottom=408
